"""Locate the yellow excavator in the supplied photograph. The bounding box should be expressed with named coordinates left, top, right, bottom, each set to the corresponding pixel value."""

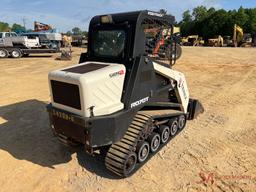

left=233, top=24, right=252, bottom=47
left=208, top=35, right=224, bottom=47
left=181, top=35, right=204, bottom=46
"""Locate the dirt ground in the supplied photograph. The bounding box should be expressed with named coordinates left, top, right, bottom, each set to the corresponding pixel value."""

left=0, top=47, right=255, bottom=192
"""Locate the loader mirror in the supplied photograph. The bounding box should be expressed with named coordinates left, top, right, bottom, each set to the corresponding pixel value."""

left=100, top=15, right=113, bottom=24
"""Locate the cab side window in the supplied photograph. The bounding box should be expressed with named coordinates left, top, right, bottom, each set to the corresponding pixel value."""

left=11, top=33, right=18, bottom=37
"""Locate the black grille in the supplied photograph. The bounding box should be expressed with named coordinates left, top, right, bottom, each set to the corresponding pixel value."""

left=51, top=80, right=81, bottom=110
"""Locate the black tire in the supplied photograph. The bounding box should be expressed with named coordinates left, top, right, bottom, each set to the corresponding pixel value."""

left=159, top=125, right=170, bottom=143
left=166, top=44, right=182, bottom=61
left=11, top=49, right=22, bottom=58
left=178, top=115, right=186, bottom=130
left=136, top=141, right=150, bottom=163
left=175, top=44, right=182, bottom=60
left=0, top=48, right=8, bottom=58
left=148, top=132, right=161, bottom=152
left=169, top=118, right=179, bottom=136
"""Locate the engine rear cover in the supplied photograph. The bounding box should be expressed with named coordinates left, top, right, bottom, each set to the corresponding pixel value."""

left=48, top=62, right=126, bottom=117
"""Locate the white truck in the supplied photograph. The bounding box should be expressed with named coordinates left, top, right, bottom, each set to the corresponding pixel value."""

left=21, top=32, right=62, bottom=50
left=0, top=32, right=58, bottom=58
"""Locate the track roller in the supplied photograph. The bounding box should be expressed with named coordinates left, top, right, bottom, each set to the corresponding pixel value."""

left=169, top=118, right=178, bottom=136
left=136, top=141, right=150, bottom=163
left=178, top=115, right=186, bottom=130
left=159, top=125, right=170, bottom=143
left=122, top=152, right=137, bottom=176
left=148, top=132, right=161, bottom=152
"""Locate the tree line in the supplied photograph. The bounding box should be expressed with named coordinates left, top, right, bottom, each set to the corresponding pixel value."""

left=1, top=6, right=256, bottom=39
left=178, top=6, right=256, bottom=39
left=0, top=22, right=27, bottom=33
left=0, top=22, right=88, bottom=37
left=66, top=27, right=88, bottom=37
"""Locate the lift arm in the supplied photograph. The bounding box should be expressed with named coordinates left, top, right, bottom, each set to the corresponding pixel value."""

left=153, top=62, right=190, bottom=113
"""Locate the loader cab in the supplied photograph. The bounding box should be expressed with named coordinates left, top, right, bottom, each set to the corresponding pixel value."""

left=81, top=10, right=175, bottom=66
left=79, top=10, right=176, bottom=109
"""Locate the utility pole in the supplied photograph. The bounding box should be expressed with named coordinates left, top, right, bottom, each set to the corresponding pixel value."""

left=22, top=18, right=26, bottom=30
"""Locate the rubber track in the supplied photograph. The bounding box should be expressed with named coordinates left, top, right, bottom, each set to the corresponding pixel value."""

left=105, top=113, right=151, bottom=176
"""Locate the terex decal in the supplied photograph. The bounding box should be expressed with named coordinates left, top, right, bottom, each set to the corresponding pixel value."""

left=131, top=97, right=149, bottom=108
left=148, top=11, right=164, bottom=17
left=109, top=70, right=125, bottom=78
left=178, top=78, right=188, bottom=100
left=178, top=78, right=183, bottom=88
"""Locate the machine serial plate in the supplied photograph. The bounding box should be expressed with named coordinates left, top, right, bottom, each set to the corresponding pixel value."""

left=51, top=108, right=75, bottom=123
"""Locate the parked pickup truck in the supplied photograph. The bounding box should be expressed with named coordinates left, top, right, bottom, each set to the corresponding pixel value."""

left=0, top=32, right=19, bottom=39
left=0, top=32, right=58, bottom=58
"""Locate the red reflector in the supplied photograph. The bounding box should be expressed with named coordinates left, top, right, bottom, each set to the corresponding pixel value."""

left=119, top=70, right=125, bottom=75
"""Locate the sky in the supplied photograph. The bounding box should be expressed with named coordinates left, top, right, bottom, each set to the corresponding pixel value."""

left=1, top=0, right=256, bottom=32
